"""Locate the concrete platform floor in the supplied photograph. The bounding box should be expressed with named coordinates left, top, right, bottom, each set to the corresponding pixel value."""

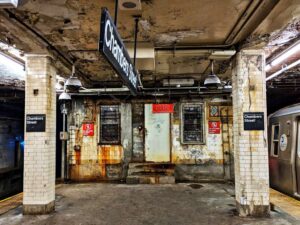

left=270, top=188, right=300, bottom=220
left=0, top=193, right=22, bottom=216
left=0, top=183, right=298, bottom=225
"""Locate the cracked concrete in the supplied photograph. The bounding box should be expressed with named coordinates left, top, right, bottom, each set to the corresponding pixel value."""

left=0, top=183, right=297, bottom=225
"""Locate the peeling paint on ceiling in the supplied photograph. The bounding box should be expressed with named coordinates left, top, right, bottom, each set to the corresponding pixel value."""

left=0, top=0, right=298, bottom=88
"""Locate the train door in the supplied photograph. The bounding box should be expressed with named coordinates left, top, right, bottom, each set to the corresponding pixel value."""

left=296, top=121, right=300, bottom=194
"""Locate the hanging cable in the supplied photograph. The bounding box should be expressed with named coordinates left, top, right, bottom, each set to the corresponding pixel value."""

left=133, top=16, right=140, bottom=67
left=71, top=64, right=75, bottom=77
left=132, top=15, right=144, bottom=89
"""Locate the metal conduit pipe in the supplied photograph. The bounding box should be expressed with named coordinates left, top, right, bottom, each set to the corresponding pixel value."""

left=140, top=90, right=232, bottom=95
left=67, top=90, right=231, bottom=96
left=60, top=87, right=232, bottom=96
left=142, top=86, right=207, bottom=91
left=70, top=86, right=231, bottom=92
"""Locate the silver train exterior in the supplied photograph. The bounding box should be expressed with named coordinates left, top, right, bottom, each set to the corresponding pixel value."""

left=268, top=104, right=300, bottom=199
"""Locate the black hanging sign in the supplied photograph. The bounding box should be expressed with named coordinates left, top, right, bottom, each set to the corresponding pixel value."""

left=99, top=8, right=138, bottom=95
left=26, top=114, right=46, bottom=132
left=243, top=112, right=264, bottom=131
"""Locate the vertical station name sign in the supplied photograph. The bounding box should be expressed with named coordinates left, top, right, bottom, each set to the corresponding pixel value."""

left=99, top=8, right=138, bottom=95
left=243, top=112, right=264, bottom=131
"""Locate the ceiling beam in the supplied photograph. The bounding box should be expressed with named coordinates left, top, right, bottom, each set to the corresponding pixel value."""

left=225, top=0, right=280, bottom=46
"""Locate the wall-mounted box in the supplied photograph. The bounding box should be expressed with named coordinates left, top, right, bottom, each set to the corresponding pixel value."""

left=60, top=132, right=69, bottom=140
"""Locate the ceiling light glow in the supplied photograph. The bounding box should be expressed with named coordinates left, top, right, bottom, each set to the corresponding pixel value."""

left=266, top=58, right=300, bottom=81
left=265, top=64, right=271, bottom=72
left=270, top=42, right=300, bottom=67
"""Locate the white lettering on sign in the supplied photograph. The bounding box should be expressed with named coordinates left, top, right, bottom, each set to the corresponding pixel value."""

left=27, top=121, right=37, bottom=124
left=244, top=119, right=255, bottom=122
left=104, top=19, right=137, bottom=89
left=27, top=116, right=44, bottom=121
left=244, top=114, right=263, bottom=119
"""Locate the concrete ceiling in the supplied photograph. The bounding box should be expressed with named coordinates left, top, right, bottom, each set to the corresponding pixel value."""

left=0, top=0, right=299, bottom=88
left=2, top=0, right=255, bottom=49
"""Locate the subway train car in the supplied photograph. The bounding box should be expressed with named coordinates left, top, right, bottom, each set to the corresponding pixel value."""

left=268, top=104, right=300, bottom=199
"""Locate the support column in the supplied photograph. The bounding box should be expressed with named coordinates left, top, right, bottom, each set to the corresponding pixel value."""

left=232, top=50, right=269, bottom=217
left=23, top=55, right=56, bottom=214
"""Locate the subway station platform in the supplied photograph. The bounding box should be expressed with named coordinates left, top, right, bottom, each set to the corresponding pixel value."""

left=270, top=188, right=300, bottom=221
left=0, top=183, right=298, bottom=225
left=1, top=0, right=300, bottom=220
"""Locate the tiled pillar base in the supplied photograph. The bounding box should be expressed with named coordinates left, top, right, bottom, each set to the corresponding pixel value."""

left=23, top=201, right=55, bottom=215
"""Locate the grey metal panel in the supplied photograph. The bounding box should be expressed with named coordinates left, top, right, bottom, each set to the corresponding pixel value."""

left=268, top=107, right=299, bottom=197
left=296, top=122, right=300, bottom=195
left=269, top=104, right=300, bottom=118
left=278, top=115, right=293, bottom=161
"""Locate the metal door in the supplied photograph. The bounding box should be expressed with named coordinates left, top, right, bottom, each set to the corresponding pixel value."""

left=296, top=121, right=300, bottom=194
left=145, top=104, right=170, bottom=162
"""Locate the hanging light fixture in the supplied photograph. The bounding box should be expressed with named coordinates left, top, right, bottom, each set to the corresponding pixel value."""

left=58, top=92, right=72, bottom=101
left=204, top=60, right=221, bottom=89
left=65, top=65, right=82, bottom=92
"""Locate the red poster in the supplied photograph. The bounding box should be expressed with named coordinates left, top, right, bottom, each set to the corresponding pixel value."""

left=208, top=121, right=221, bottom=134
left=82, top=123, right=94, bottom=136
left=152, top=104, right=174, bottom=113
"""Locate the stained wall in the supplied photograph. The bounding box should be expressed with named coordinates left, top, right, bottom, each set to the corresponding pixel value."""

left=67, top=97, right=233, bottom=181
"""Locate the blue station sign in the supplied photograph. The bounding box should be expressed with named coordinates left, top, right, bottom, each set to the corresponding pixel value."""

left=99, top=8, right=139, bottom=95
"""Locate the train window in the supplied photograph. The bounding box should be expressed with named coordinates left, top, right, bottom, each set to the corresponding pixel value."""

left=99, top=105, right=121, bottom=144
left=271, top=124, right=279, bottom=157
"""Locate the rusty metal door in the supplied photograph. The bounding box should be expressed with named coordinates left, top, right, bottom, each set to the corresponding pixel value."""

left=145, top=104, right=170, bottom=162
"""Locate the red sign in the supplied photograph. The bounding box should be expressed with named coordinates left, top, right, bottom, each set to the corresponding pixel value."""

left=82, top=123, right=94, bottom=136
left=208, top=121, right=221, bottom=134
left=152, top=104, right=174, bottom=113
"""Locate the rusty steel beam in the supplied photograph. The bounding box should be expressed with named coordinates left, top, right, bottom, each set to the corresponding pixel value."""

left=224, top=0, right=280, bottom=45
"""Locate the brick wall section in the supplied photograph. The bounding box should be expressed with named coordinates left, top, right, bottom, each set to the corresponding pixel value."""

left=232, top=50, right=269, bottom=217
left=23, top=55, right=56, bottom=214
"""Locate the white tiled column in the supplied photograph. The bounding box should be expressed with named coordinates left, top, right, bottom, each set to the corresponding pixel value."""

left=23, top=55, right=56, bottom=214
left=232, top=50, right=269, bottom=217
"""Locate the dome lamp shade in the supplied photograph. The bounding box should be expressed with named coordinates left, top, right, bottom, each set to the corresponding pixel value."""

left=204, top=60, right=222, bottom=89
left=65, top=65, right=82, bottom=92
